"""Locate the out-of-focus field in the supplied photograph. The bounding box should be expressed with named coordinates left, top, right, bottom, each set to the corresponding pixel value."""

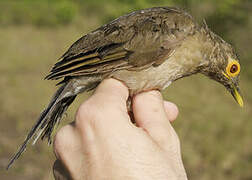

left=0, top=1, right=252, bottom=179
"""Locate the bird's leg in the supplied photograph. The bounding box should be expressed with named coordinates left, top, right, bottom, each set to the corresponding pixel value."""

left=127, top=97, right=135, bottom=124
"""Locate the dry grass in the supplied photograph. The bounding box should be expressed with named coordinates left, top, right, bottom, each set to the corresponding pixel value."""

left=0, top=23, right=251, bottom=179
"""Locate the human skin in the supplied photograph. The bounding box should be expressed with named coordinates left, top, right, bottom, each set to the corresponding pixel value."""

left=53, top=78, right=187, bottom=180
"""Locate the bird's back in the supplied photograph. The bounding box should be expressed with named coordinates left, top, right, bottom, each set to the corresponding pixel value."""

left=46, top=7, right=199, bottom=81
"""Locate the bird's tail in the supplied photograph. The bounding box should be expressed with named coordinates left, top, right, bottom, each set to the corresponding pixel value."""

left=7, top=81, right=77, bottom=169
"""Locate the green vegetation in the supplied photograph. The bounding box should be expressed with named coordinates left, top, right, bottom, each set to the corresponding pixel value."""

left=0, top=0, right=247, bottom=26
left=0, top=0, right=251, bottom=179
left=0, top=0, right=77, bottom=26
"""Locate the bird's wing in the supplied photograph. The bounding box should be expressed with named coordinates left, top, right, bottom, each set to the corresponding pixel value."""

left=45, top=7, right=197, bottom=80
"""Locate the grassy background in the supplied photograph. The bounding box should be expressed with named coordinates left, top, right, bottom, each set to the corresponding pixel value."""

left=0, top=0, right=251, bottom=179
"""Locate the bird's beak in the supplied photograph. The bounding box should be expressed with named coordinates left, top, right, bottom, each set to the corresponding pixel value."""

left=222, top=72, right=243, bottom=107
left=229, top=82, right=243, bottom=107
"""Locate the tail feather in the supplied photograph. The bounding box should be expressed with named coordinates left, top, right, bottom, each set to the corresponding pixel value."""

left=7, top=76, right=101, bottom=170
left=41, top=95, right=76, bottom=143
left=6, top=83, right=74, bottom=170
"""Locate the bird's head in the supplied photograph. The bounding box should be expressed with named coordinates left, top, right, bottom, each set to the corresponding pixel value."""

left=200, top=32, right=243, bottom=107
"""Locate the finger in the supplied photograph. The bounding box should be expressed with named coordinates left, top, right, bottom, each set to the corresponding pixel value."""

left=132, top=91, right=176, bottom=149
left=53, top=123, right=85, bottom=180
left=93, top=78, right=129, bottom=111
left=163, top=101, right=179, bottom=122
left=76, top=78, right=131, bottom=135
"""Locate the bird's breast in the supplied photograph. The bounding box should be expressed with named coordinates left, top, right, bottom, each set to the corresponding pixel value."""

left=110, top=59, right=182, bottom=96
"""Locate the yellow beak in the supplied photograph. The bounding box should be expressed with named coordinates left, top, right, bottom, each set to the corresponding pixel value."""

left=231, top=84, right=243, bottom=107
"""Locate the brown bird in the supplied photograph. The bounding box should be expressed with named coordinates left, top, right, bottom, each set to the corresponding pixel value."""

left=7, top=7, right=243, bottom=169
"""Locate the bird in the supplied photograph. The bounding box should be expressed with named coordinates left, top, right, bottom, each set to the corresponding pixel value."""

left=7, top=7, right=243, bottom=169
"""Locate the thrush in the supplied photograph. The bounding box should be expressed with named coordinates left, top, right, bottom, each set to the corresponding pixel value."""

left=7, top=7, right=243, bottom=169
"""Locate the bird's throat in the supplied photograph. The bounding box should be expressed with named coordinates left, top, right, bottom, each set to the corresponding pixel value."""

left=168, top=31, right=212, bottom=77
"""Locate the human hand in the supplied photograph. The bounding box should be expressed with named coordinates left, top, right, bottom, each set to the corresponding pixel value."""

left=53, top=78, right=187, bottom=180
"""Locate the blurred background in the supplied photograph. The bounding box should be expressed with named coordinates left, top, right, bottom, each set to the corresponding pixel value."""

left=0, top=0, right=251, bottom=179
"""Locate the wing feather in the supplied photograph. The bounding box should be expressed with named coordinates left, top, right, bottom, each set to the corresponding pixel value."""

left=46, top=46, right=132, bottom=80
left=46, top=7, right=197, bottom=80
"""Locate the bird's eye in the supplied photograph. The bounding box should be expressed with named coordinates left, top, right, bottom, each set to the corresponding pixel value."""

left=230, top=64, right=238, bottom=73
left=226, top=60, right=240, bottom=78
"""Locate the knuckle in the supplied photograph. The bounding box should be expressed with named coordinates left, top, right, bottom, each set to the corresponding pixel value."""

left=145, top=90, right=162, bottom=102
left=75, top=99, right=101, bottom=129
left=148, top=90, right=162, bottom=98
left=76, top=101, right=95, bottom=121
left=76, top=103, right=88, bottom=122
left=53, top=125, right=72, bottom=156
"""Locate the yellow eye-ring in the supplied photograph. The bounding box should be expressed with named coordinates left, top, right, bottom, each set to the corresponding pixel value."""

left=225, top=60, right=240, bottom=78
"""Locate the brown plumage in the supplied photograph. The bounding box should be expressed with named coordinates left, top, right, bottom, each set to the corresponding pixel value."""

left=7, top=7, right=243, bottom=169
